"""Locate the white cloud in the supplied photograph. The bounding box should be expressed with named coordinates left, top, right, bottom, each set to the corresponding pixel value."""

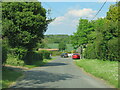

left=50, top=8, right=96, bottom=26
left=50, top=16, right=65, bottom=25
left=45, top=8, right=96, bottom=35
left=66, top=8, right=96, bottom=17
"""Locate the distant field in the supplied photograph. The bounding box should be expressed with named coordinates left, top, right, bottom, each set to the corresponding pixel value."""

left=47, top=43, right=58, bottom=49
left=47, top=43, right=74, bottom=51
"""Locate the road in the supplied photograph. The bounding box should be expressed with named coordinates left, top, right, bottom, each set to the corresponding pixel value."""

left=11, top=56, right=113, bottom=88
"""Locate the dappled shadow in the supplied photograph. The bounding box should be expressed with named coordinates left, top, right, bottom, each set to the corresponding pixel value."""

left=42, top=62, right=68, bottom=67
left=11, top=70, right=74, bottom=88
left=3, top=65, right=26, bottom=72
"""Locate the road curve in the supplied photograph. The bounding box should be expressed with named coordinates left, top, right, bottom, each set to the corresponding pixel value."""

left=11, top=56, right=114, bottom=88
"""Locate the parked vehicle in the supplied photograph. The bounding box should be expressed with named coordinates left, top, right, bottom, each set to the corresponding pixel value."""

left=68, top=53, right=73, bottom=57
left=72, top=53, right=80, bottom=59
left=61, top=53, right=68, bottom=58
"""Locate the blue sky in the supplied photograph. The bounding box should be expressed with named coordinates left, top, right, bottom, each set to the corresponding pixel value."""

left=40, top=2, right=116, bottom=35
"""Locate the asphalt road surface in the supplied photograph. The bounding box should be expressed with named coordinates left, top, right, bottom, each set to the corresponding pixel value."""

left=11, top=56, right=113, bottom=88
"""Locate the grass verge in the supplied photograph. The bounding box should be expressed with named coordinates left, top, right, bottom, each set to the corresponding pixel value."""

left=24, top=58, right=55, bottom=68
left=2, top=67, right=23, bottom=88
left=75, top=59, right=118, bottom=88
left=6, top=54, right=55, bottom=69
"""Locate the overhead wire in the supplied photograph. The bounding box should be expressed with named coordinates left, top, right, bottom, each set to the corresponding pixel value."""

left=43, top=1, right=108, bottom=20
left=92, top=0, right=107, bottom=20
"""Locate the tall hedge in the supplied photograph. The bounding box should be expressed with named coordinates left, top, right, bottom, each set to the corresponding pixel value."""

left=107, top=38, right=119, bottom=61
left=38, top=50, right=51, bottom=59
left=71, top=2, right=119, bottom=61
left=2, top=45, right=7, bottom=65
left=23, top=51, right=43, bottom=65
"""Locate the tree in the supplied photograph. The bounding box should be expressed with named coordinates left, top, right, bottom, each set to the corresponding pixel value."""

left=59, top=42, right=67, bottom=51
left=71, top=2, right=119, bottom=61
left=2, top=2, right=50, bottom=51
left=83, top=2, right=119, bottom=61
left=70, top=19, right=94, bottom=49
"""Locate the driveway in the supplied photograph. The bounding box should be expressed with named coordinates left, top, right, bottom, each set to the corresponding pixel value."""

left=11, top=56, right=113, bottom=88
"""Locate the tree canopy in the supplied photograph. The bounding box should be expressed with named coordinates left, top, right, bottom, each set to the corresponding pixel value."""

left=59, top=42, right=67, bottom=51
left=2, top=2, right=50, bottom=51
left=70, top=2, right=119, bottom=61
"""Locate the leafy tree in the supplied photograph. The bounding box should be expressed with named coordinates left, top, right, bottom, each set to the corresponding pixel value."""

left=2, top=2, right=50, bottom=51
left=59, top=42, right=67, bottom=51
left=71, top=19, right=94, bottom=49
left=71, top=2, right=119, bottom=61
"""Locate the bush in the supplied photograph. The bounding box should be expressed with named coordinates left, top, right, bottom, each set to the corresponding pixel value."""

left=38, top=50, right=51, bottom=59
left=107, top=38, right=119, bottom=61
left=50, top=51, right=62, bottom=56
left=6, top=54, right=25, bottom=66
left=2, top=45, right=8, bottom=65
left=23, top=51, right=43, bottom=65
left=84, top=43, right=97, bottom=59
left=8, top=47, right=27, bottom=60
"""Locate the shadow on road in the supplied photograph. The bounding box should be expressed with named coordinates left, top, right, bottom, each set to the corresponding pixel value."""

left=11, top=70, right=74, bottom=88
left=42, top=62, right=68, bottom=67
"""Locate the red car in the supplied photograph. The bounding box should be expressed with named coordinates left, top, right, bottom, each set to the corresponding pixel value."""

left=72, top=53, right=80, bottom=59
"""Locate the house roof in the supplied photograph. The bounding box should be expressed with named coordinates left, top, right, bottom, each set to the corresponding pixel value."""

left=38, top=48, right=59, bottom=51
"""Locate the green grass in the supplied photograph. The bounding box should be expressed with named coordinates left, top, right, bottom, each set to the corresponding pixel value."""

left=47, top=43, right=58, bottom=49
left=75, top=59, right=118, bottom=88
left=2, top=68, right=23, bottom=88
left=6, top=54, right=55, bottom=69
left=24, top=58, right=55, bottom=68
left=47, top=43, right=74, bottom=51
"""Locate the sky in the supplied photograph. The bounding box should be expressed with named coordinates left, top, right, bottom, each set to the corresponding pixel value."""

left=40, top=1, right=116, bottom=35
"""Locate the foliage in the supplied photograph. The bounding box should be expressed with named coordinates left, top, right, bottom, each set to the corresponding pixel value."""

left=84, top=43, right=97, bottom=59
left=51, top=51, right=62, bottom=56
left=2, top=2, right=49, bottom=51
left=2, top=45, right=8, bottom=65
left=58, top=42, right=67, bottom=51
left=38, top=50, right=51, bottom=59
left=107, top=38, right=119, bottom=61
left=75, top=59, right=118, bottom=88
left=70, top=19, right=94, bottom=49
left=8, top=47, right=27, bottom=60
left=6, top=54, right=25, bottom=66
left=71, top=2, right=119, bottom=61
left=23, top=51, right=43, bottom=65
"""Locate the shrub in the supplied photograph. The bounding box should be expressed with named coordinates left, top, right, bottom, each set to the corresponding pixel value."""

left=8, top=47, right=27, bottom=60
left=38, top=50, right=51, bottom=59
left=50, top=51, right=62, bottom=56
left=23, top=51, right=43, bottom=65
left=84, top=43, right=97, bottom=59
left=107, top=38, right=119, bottom=61
left=6, top=54, right=25, bottom=66
left=2, top=45, right=8, bottom=65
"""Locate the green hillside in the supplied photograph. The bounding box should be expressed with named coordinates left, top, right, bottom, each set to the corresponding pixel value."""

left=46, top=43, right=74, bottom=51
